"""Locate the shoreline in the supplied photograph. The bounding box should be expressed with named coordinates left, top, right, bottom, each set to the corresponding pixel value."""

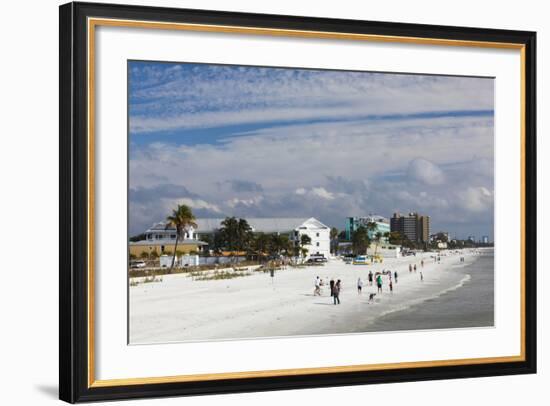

left=362, top=252, right=494, bottom=332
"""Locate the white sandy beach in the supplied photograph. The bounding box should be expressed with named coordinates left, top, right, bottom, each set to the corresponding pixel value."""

left=129, top=250, right=487, bottom=344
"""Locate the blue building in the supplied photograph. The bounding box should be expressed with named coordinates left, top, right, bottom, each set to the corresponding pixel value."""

left=345, top=216, right=390, bottom=241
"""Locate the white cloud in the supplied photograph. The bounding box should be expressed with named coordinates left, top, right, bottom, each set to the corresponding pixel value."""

left=176, top=198, right=221, bottom=213
left=456, top=187, right=494, bottom=212
left=130, top=64, right=494, bottom=134
left=226, top=196, right=263, bottom=208
left=408, top=158, right=446, bottom=185
left=295, top=187, right=335, bottom=200
left=310, top=187, right=335, bottom=200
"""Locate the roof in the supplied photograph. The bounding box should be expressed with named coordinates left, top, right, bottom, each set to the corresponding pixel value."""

left=146, top=217, right=329, bottom=234
left=129, top=239, right=207, bottom=246
left=195, top=218, right=311, bottom=233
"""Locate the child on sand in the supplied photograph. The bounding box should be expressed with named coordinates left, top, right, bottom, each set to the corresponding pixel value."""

left=368, top=271, right=373, bottom=286
left=357, top=277, right=363, bottom=294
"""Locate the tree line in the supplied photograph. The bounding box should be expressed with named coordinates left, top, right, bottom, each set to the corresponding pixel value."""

left=164, top=204, right=314, bottom=272
left=201, top=216, right=313, bottom=261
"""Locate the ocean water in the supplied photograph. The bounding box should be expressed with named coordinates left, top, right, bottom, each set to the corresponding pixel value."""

left=363, top=253, right=494, bottom=332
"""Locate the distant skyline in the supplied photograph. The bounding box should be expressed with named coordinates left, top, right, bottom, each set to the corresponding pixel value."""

left=128, top=61, right=495, bottom=240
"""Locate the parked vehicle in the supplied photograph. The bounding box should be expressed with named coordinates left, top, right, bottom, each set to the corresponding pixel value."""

left=307, top=256, right=327, bottom=264
left=130, top=260, right=146, bottom=269
left=307, top=254, right=327, bottom=263
left=352, top=255, right=369, bottom=265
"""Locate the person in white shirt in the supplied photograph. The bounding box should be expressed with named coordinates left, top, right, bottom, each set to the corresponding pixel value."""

left=314, top=276, right=321, bottom=296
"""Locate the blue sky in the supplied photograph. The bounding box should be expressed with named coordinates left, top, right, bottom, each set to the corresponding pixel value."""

left=128, top=61, right=495, bottom=241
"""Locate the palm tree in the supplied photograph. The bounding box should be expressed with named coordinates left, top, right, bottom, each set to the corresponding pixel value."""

left=388, top=231, right=403, bottom=245
left=166, top=204, right=197, bottom=273
left=237, top=218, right=253, bottom=252
left=299, top=234, right=312, bottom=262
left=366, top=222, right=378, bottom=256
left=373, top=231, right=383, bottom=256
left=219, top=217, right=253, bottom=262
left=352, top=226, right=370, bottom=256
left=252, top=233, right=271, bottom=262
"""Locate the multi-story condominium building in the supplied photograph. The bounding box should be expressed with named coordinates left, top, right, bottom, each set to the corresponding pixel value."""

left=390, top=212, right=431, bottom=243
left=345, top=215, right=390, bottom=241
left=130, top=217, right=331, bottom=260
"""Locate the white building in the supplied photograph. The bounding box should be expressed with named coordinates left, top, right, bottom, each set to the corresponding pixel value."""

left=290, top=218, right=331, bottom=260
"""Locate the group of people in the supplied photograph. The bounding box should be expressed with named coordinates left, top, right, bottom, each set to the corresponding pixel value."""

left=331, top=279, right=342, bottom=304
left=314, top=276, right=342, bottom=304
left=409, top=261, right=424, bottom=273
left=314, top=258, right=431, bottom=305
left=369, top=270, right=395, bottom=294
left=366, top=270, right=396, bottom=287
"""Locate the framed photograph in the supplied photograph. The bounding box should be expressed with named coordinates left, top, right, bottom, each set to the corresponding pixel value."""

left=59, top=2, right=536, bottom=403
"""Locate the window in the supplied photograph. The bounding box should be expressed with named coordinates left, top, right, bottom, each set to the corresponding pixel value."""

left=170, top=234, right=176, bottom=239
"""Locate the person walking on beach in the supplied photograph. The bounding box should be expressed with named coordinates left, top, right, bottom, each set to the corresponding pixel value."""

left=333, top=280, right=341, bottom=304
left=314, top=276, right=321, bottom=296
left=394, top=271, right=398, bottom=284
left=368, top=271, right=373, bottom=286
left=357, top=277, right=363, bottom=294
left=421, top=259, right=424, bottom=268
left=376, top=274, right=383, bottom=294
left=420, top=272, right=424, bottom=282
left=414, top=264, right=417, bottom=273
left=329, top=278, right=335, bottom=298
left=409, top=264, right=412, bottom=273
left=389, top=280, right=393, bottom=294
